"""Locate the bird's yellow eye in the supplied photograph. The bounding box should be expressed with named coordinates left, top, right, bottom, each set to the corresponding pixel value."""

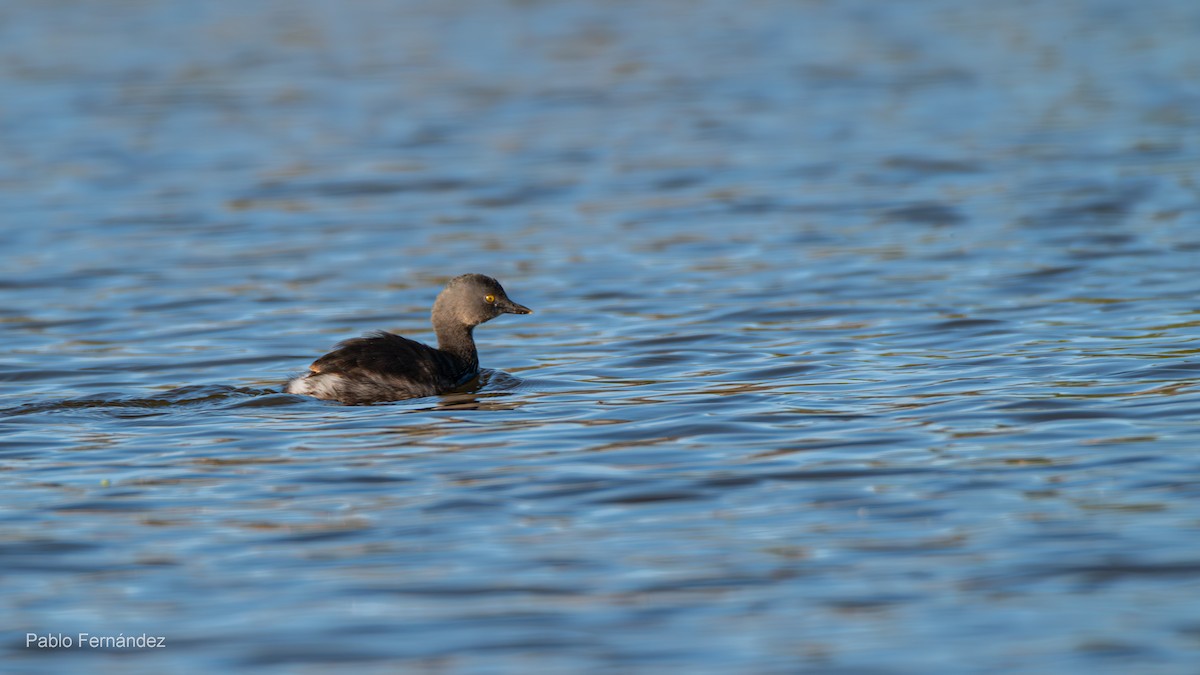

left=485, top=294, right=496, bottom=303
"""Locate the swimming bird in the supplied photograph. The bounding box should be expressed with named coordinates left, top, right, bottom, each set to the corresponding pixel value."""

left=285, top=274, right=531, bottom=404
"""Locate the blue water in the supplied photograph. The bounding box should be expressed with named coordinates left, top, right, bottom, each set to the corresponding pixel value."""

left=3, top=0, right=1200, bottom=672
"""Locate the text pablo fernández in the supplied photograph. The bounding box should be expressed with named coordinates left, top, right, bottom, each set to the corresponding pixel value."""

left=26, top=633, right=166, bottom=649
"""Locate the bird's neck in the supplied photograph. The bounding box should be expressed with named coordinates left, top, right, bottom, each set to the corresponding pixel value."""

left=435, top=321, right=478, bottom=371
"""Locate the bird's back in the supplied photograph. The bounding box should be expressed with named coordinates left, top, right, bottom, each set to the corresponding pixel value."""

left=286, top=331, right=475, bottom=404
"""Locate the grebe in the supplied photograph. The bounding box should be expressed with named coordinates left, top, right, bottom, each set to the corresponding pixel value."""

left=286, top=274, right=531, bottom=404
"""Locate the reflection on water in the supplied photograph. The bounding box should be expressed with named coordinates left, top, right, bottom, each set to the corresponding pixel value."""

left=3, top=0, right=1200, bottom=672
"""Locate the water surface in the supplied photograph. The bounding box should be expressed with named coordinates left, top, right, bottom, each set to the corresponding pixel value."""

left=3, top=0, right=1200, bottom=672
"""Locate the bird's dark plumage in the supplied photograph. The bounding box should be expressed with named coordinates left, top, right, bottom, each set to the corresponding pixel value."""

left=286, top=274, right=531, bottom=404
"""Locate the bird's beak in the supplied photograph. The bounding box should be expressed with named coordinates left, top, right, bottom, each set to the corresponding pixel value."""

left=501, top=299, right=533, bottom=315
